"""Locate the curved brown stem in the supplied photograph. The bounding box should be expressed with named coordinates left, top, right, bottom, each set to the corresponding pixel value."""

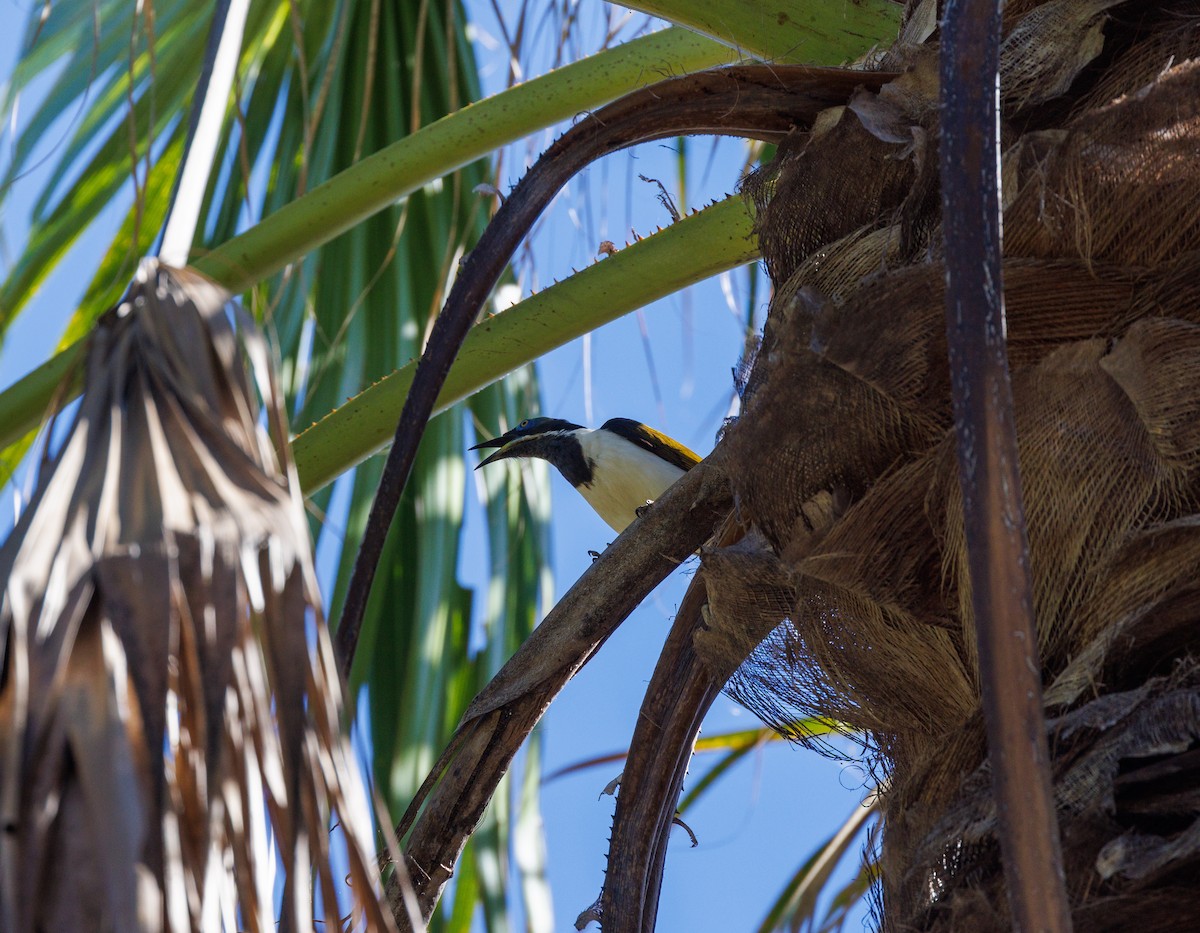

left=598, top=511, right=749, bottom=931
left=597, top=573, right=719, bottom=932
left=388, top=462, right=733, bottom=928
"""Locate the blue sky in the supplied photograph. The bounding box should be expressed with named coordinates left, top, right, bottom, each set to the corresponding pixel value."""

left=0, top=2, right=877, bottom=930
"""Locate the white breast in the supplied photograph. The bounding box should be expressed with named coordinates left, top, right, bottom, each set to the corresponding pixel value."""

left=574, top=428, right=688, bottom=533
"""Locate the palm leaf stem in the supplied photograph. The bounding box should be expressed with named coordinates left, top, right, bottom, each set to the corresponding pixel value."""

left=0, top=25, right=741, bottom=451
left=158, top=0, right=249, bottom=266
left=622, top=0, right=902, bottom=63
left=940, top=0, right=1070, bottom=929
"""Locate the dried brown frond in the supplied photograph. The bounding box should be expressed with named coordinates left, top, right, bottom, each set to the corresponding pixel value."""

left=0, top=260, right=400, bottom=932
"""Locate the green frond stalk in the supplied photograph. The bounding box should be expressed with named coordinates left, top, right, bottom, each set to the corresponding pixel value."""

left=0, top=26, right=742, bottom=455
left=621, top=0, right=903, bottom=63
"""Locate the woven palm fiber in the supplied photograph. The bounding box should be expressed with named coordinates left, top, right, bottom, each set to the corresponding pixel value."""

left=697, top=2, right=1200, bottom=929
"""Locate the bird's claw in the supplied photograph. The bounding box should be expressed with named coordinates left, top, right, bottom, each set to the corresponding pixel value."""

left=635, top=499, right=654, bottom=519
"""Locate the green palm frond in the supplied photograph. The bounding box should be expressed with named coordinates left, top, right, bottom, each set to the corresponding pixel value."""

left=757, top=798, right=878, bottom=933
left=1, top=0, right=553, bottom=926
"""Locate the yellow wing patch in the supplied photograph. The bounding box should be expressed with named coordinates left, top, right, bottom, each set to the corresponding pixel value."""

left=602, top=418, right=701, bottom=473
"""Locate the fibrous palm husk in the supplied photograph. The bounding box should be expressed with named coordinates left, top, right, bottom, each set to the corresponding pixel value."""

left=698, top=1, right=1200, bottom=929
left=0, top=260, right=400, bottom=932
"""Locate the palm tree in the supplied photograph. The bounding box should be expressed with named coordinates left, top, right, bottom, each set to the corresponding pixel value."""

left=0, top=1, right=899, bottom=928
left=6, top=0, right=1197, bottom=930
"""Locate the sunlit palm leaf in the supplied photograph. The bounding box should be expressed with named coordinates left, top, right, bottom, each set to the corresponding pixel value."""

left=0, top=0, right=552, bottom=927
left=0, top=260, right=397, bottom=932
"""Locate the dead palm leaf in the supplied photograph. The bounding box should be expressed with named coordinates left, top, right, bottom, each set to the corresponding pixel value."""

left=0, top=260, right=402, bottom=932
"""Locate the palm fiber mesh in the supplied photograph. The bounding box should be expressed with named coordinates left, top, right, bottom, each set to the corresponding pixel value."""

left=700, top=3, right=1200, bottom=929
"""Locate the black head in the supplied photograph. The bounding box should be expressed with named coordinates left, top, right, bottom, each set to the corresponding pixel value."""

left=470, top=417, right=590, bottom=483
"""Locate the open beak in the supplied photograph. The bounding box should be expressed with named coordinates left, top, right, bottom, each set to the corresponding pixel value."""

left=469, top=430, right=522, bottom=469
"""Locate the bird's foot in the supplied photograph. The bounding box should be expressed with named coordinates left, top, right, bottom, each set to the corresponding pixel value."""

left=635, top=499, right=655, bottom=519
left=588, top=543, right=616, bottom=563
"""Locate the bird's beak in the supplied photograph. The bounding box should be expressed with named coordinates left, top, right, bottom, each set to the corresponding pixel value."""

left=469, top=430, right=523, bottom=469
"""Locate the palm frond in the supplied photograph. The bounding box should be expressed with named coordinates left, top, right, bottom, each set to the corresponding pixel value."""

left=2, top=2, right=558, bottom=923
left=0, top=260, right=398, bottom=932
left=756, top=800, right=877, bottom=933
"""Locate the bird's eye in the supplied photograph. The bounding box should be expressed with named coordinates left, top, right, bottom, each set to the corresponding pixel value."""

left=519, top=419, right=529, bottom=428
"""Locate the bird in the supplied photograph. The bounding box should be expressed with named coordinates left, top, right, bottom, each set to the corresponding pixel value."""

left=470, top=416, right=701, bottom=533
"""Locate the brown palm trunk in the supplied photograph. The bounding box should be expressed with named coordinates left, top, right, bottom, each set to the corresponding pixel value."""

left=690, top=1, right=1200, bottom=929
